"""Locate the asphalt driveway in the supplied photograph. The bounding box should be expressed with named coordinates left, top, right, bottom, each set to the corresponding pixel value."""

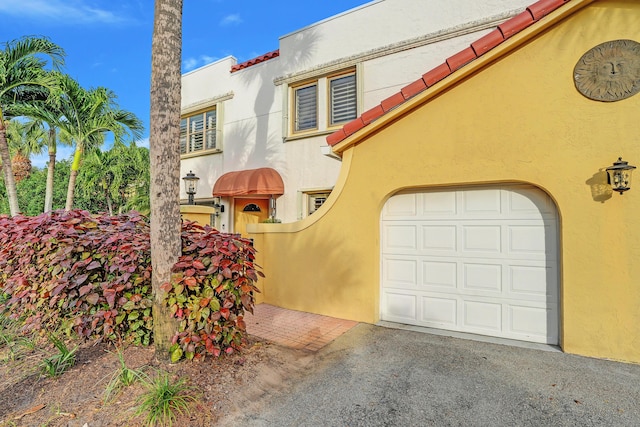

left=223, top=323, right=640, bottom=426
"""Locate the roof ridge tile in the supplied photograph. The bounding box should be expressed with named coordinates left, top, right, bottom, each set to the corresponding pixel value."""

left=326, top=0, right=574, bottom=147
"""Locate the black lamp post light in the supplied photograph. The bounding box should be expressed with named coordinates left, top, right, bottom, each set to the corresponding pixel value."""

left=606, top=157, right=636, bottom=195
left=182, top=170, right=199, bottom=205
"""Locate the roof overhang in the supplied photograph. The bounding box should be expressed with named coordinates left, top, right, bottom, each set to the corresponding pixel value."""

left=212, top=167, right=284, bottom=197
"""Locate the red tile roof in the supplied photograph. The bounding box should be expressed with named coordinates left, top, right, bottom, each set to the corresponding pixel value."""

left=327, top=0, right=573, bottom=147
left=230, top=49, right=280, bottom=73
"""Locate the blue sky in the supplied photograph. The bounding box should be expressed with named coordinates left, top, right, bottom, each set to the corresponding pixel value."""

left=0, top=0, right=369, bottom=167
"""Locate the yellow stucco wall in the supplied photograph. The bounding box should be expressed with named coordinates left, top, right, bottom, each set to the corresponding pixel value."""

left=179, top=205, right=216, bottom=226
left=250, top=0, right=640, bottom=363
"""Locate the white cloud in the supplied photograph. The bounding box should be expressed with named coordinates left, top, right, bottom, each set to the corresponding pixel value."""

left=0, top=0, right=131, bottom=25
left=220, top=14, right=242, bottom=26
left=182, top=57, right=199, bottom=71
left=183, top=55, right=219, bottom=72
left=135, top=137, right=150, bottom=149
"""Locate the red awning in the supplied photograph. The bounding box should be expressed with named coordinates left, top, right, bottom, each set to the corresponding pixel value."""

left=212, top=167, right=284, bottom=197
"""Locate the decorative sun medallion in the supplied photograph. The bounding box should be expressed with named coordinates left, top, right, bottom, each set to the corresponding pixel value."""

left=573, top=39, right=640, bottom=102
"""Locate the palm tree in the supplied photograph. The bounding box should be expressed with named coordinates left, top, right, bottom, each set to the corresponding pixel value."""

left=37, top=73, right=143, bottom=211
left=78, top=141, right=150, bottom=215
left=4, top=119, right=46, bottom=182
left=15, top=89, right=70, bottom=212
left=0, top=36, right=65, bottom=216
left=150, top=0, right=184, bottom=360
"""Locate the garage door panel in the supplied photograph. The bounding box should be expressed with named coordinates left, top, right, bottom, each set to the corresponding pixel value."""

left=382, top=257, right=418, bottom=289
left=382, top=292, right=417, bottom=323
left=462, top=225, right=502, bottom=253
left=383, top=224, right=418, bottom=251
left=507, top=187, right=556, bottom=218
left=384, top=193, right=417, bottom=216
left=462, top=188, right=502, bottom=215
left=422, top=261, right=457, bottom=288
left=508, top=305, right=556, bottom=342
left=421, top=191, right=457, bottom=216
left=463, top=263, right=502, bottom=292
left=421, top=296, right=457, bottom=326
left=509, top=264, right=555, bottom=299
left=422, top=225, right=457, bottom=251
left=508, top=225, right=550, bottom=256
left=382, top=185, right=559, bottom=345
left=463, top=300, right=502, bottom=332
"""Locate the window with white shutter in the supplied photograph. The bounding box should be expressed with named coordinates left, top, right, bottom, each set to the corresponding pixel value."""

left=294, top=83, right=317, bottom=132
left=329, top=73, right=356, bottom=126
left=180, top=108, right=218, bottom=155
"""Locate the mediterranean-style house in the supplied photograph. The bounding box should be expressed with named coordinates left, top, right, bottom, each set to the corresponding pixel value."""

left=179, top=0, right=532, bottom=234
left=248, top=0, right=640, bottom=364
left=184, top=0, right=640, bottom=364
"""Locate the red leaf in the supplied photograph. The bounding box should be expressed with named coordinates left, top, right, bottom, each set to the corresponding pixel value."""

left=74, top=273, right=89, bottom=286
left=79, top=284, right=94, bottom=297
left=237, top=317, right=246, bottom=331
left=103, top=289, right=116, bottom=308
left=86, top=293, right=100, bottom=305
left=212, top=347, right=221, bottom=357
left=160, top=282, right=172, bottom=292
left=51, top=283, right=66, bottom=297
left=220, top=307, right=230, bottom=319
left=184, top=276, right=197, bottom=287
left=222, top=268, right=232, bottom=279
left=192, top=260, right=206, bottom=270
left=86, top=260, right=101, bottom=270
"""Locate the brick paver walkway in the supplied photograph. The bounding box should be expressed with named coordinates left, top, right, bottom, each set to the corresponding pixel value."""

left=245, top=303, right=358, bottom=352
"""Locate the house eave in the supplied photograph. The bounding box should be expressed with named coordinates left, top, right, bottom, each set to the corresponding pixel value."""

left=331, top=0, right=596, bottom=156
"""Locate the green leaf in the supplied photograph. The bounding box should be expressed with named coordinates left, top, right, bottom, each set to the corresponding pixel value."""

left=209, top=299, right=221, bottom=311
left=115, top=313, right=126, bottom=325
left=170, top=345, right=183, bottom=363
left=122, top=300, right=136, bottom=311
left=203, top=287, right=214, bottom=299
left=127, top=311, right=139, bottom=321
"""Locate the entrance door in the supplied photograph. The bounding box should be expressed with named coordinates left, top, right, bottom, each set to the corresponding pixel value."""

left=234, top=198, right=269, bottom=237
left=380, top=185, right=559, bottom=344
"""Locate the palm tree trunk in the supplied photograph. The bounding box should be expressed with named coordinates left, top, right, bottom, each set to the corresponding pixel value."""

left=44, top=128, right=56, bottom=212
left=0, top=117, right=20, bottom=216
left=65, top=145, right=83, bottom=211
left=150, top=0, right=183, bottom=361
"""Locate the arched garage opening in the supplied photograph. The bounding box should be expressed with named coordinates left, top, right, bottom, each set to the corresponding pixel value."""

left=380, top=184, right=559, bottom=345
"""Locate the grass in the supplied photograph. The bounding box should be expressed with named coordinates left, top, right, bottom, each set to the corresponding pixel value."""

left=39, top=333, right=78, bottom=378
left=103, top=346, right=147, bottom=403
left=0, top=312, right=37, bottom=362
left=135, top=369, right=198, bottom=427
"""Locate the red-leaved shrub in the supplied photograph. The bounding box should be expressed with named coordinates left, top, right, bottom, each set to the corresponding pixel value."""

left=0, top=210, right=261, bottom=359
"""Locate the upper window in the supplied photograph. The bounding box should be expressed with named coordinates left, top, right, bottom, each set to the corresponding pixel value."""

left=294, top=83, right=318, bottom=132
left=290, top=69, right=357, bottom=135
left=329, top=73, right=357, bottom=126
left=180, top=109, right=217, bottom=155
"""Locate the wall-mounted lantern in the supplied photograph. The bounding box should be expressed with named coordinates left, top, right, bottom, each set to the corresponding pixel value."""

left=182, top=171, right=199, bottom=205
left=606, top=157, right=636, bottom=195
left=213, top=196, right=225, bottom=217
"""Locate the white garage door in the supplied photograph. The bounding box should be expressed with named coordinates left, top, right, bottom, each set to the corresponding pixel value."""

left=381, top=185, right=559, bottom=344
